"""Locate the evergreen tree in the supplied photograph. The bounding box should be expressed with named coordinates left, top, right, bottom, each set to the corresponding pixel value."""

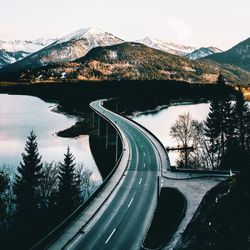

left=217, top=73, right=226, bottom=86
left=233, top=90, right=250, bottom=150
left=204, top=98, right=221, bottom=168
left=204, top=89, right=233, bottom=168
left=220, top=94, right=233, bottom=156
left=57, top=147, right=81, bottom=216
left=0, top=169, right=10, bottom=231
left=14, top=131, right=43, bottom=221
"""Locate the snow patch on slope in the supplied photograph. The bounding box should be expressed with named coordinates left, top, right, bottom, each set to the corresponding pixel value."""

left=187, top=47, right=223, bottom=60
left=137, top=36, right=197, bottom=56
left=0, top=38, right=56, bottom=53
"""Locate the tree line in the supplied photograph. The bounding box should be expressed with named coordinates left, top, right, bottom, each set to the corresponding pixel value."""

left=170, top=75, right=250, bottom=171
left=0, top=131, right=96, bottom=249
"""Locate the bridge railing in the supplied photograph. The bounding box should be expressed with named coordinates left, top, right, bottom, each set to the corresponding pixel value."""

left=31, top=100, right=127, bottom=250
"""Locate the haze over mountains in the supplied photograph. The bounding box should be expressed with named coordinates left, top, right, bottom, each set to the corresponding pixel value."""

left=0, top=27, right=249, bottom=85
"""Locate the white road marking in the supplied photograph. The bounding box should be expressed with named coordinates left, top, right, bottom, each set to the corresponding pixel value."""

left=128, top=197, right=134, bottom=208
left=143, top=163, right=146, bottom=169
left=105, top=228, right=116, bottom=244
left=143, top=152, right=146, bottom=157
left=139, top=178, right=143, bottom=185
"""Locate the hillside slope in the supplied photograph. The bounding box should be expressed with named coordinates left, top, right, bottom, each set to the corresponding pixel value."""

left=175, top=174, right=250, bottom=250
left=10, top=42, right=249, bottom=85
left=0, top=27, right=123, bottom=73
left=206, top=37, right=250, bottom=72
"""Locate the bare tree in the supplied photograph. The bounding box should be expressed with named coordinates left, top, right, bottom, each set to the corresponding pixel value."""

left=170, top=113, right=197, bottom=168
left=38, top=162, right=59, bottom=209
left=75, top=165, right=96, bottom=202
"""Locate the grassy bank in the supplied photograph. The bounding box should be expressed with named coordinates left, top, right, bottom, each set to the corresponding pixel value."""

left=143, top=188, right=187, bottom=249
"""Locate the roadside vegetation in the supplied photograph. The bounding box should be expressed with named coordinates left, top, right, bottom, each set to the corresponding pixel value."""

left=0, top=131, right=96, bottom=249
left=170, top=75, right=250, bottom=170
left=170, top=76, right=250, bottom=249
left=143, top=188, right=186, bottom=249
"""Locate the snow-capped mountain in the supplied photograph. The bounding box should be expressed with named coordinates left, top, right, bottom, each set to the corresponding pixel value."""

left=0, top=38, right=56, bottom=53
left=11, top=42, right=250, bottom=86
left=0, top=38, right=56, bottom=68
left=0, top=50, right=30, bottom=68
left=186, top=47, right=222, bottom=60
left=1, top=27, right=124, bottom=72
left=137, top=37, right=197, bottom=56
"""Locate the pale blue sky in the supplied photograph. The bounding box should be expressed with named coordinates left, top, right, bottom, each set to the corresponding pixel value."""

left=1, top=0, right=249, bottom=50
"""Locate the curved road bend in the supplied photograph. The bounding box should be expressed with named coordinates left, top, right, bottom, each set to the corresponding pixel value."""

left=63, top=100, right=168, bottom=250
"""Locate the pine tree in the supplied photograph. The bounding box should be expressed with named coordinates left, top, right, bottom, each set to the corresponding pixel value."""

left=220, top=94, right=233, bottom=156
left=233, top=90, right=250, bottom=149
left=57, top=147, right=81, bottom=216
left=204, top=89, right=233, bottom=169
left=13, top=131, right=43, bottom=221
left=204, top=98, right=221, bottom=168
left=0, top=169, right=10, bottom=230
left=217, top=73, right=226, bottom=86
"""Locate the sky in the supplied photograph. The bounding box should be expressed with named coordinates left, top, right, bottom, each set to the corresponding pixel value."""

left=1, top=0, right=249, bottom=50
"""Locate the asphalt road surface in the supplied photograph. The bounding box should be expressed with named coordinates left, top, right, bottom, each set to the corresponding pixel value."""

left=64, top=100, right=163, bottom=250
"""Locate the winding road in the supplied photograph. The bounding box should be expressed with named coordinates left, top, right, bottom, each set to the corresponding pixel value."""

left=60, top=100, right=168, bottom=250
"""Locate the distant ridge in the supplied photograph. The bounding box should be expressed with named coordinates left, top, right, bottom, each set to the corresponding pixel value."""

left=205, top=37, right=250, bottom=72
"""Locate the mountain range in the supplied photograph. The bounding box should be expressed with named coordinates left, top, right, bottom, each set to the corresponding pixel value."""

left=136, top=37, right=197, bottom=56
left=0, top=27, right=249, bottom=85
left=187, top=47, right=223, bottom=60
left=10, top=42, right=249, bottom=85
left=0, top=38, right=56, bottom=68
left=205, top=37, right=250, bottom=72
left=0, top=28, right=123, bottom=72
left=0, top=28, right=223, bottom=71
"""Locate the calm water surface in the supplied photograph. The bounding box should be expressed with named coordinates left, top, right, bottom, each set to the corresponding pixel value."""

left=133, top=103, right=211, bottom=165
left=0, top=94, right=102, bottom=182
left=134, top=102, right=250, bottom=165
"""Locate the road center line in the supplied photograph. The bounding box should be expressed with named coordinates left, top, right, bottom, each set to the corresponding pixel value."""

left=128, top=197, right=134, bottom=208
left=105, top=228, right=116, bottom=244
left=143, top=152, right=146, bottom=157
left=143, top=163, right=146, bottom=168
left=139, top=178, right=143, bottom=185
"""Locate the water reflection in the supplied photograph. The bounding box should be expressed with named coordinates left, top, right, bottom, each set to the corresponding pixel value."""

left=133, top=103, right=211, bottom=166
left=0, top=94, right=102, bottom=182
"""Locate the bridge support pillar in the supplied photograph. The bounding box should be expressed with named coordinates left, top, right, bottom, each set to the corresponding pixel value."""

left=92, top=112, right=95, bottom=129
left=98, top=116, right=101, bottom=138
left=105, top=123, right=109, bottom=150
left=115, top=131, right=119, bottom=162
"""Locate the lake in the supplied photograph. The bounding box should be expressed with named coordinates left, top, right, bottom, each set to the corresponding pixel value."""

left=133, top=102, right=211, bottom=166
left=133, top=101, right=250, bottom=166
left=0, top=94, right=102, bottom=182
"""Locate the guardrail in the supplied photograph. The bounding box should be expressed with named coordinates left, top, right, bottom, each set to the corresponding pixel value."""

left=31, top=100, right=127, bottom=250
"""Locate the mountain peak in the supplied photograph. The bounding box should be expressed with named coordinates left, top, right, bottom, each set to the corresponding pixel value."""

left=54, top=27, right=115, bottom=45
left=205, top=37, right=250, bottom=71
left=187, top=46, right=223, bottom=60
left=137, top=37, right=197, bottom=56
